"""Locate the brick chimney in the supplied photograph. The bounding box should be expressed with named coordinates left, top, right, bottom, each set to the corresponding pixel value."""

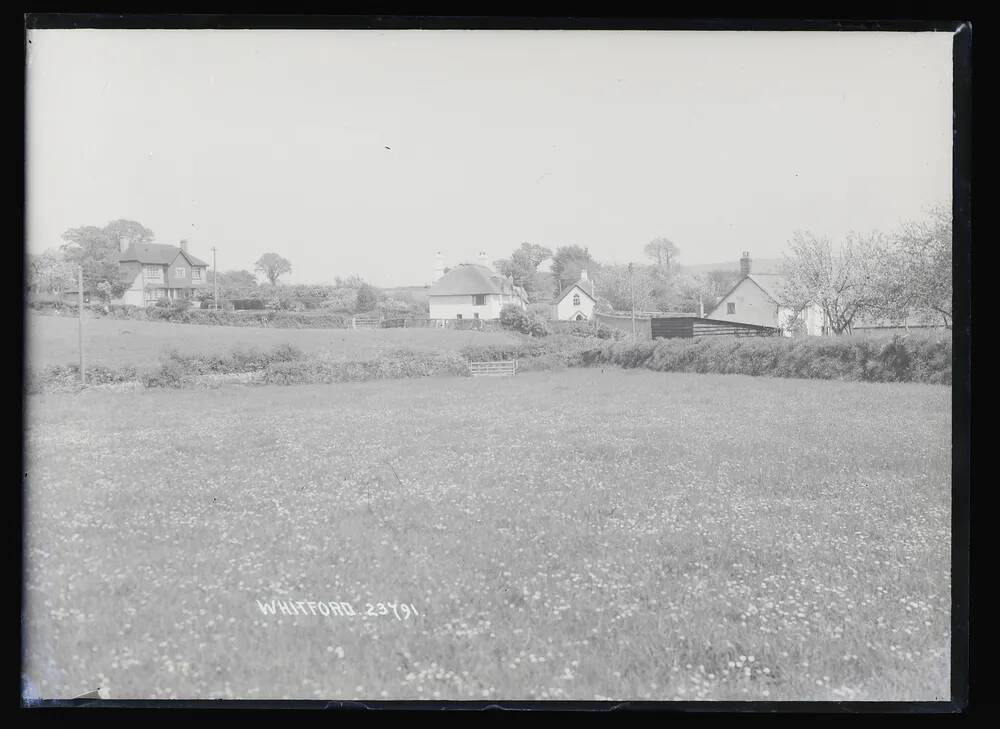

left=433, top=251, right=445, bottom=281
left=180, top=239, right=189, bottom=253
left=580, top=269, right=588, bottom=282
left=740, top=251, right=751, bottom=277
left=478, top=250, right=490, bottom=269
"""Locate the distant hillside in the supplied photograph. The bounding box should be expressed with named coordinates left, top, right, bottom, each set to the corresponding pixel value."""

left=680, top=257, right=786, bottom=275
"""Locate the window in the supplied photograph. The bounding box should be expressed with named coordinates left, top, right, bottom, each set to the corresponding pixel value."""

left=191, top=268, right=202, bottom=282
left=175, top=267, right=186, bottom=278
left=727, top=302, right=736, bottom=315
left=456, top=314, right=463, bottom=320
left=473, top=313, right=480, bottom=319
left=143, top=265, right=162, bottom=279
left=573, top=294, right=580, bottom=306
left=473, top=294, right=485, bottom=306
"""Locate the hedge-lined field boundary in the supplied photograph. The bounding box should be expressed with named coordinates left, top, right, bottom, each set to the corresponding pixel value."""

left=568, top=333, right=952, bottom=385
left=27, top=332, right=951, bottom=393
left=28, top=301, right=354, bottom=329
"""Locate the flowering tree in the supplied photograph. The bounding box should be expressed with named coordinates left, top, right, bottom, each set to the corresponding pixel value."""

left=781, top=231, right=889, bottom=335
left=890, top=205, right=953, bottom=327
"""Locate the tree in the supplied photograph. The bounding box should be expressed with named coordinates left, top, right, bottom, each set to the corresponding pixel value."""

left=551, top=245, right=597, bottom=297
left=254, top=253, right=292, bottom=286
left=355, top=282, right=379, bottom=313
left=208, top=269, right=259, bottom=299
left=673, top=272, right=723, bottom=316
left=103, top=219, right=155, bottom=251
left=60, top=219, right=155, bottom=290
left=493, top=242, right=553, bottom=298
left=592, top=263, right=661, bottom=313
left=781, top=230, right=889, bottom=335
left=889, top=205, right=953, bottom=326
left=644, top=237, right=680, bottom=272
left=28, top=249, right=75, bottom=294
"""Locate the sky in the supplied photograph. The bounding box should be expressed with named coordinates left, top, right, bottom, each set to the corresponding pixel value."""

left=26, top=29, right=954, bottom=287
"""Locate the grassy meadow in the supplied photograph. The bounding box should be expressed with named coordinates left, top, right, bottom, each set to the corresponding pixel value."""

left=25, top=313, right=519, bottom=370
left=23, top=369, right=951, bottom=701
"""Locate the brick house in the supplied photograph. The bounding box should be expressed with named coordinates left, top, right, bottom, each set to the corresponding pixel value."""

left=118, top=240, right=210, bottom=306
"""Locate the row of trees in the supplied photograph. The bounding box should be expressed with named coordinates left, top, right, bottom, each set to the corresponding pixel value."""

left=488, top=205, right=951, bottom=333
left=782, top=205, right=952, bottom=334
left=489, top=237, right=735, bottom=315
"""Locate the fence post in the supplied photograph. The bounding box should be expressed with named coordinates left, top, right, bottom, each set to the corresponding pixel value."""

left=78, top=266, right=85, bottom=385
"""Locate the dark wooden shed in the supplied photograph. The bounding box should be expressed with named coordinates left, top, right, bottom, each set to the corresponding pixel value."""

left=650, top=316, right=781, bottom=339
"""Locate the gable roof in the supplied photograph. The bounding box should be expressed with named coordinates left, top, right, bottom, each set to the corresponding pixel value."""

left=428, top=264, right=524, bottom=297
left=745, top=273, right=791, bottom=304
left=709, top=272, right=791, bottom=316
left=119, top=243, right=209, bottom=267
left=554, top=279, right=596, bottom=305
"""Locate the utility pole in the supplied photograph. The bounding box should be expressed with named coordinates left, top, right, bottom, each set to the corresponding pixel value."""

left=628, top=262, right=636, bottom=338
left=211, top=246, right=218, bottom=309
left=77, top=265, right=85, bottom=384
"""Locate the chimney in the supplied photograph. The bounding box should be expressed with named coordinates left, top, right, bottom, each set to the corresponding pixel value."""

left=180, top=239, right=189, bottom=253
left=580, top=269, right=588, bottom=282
left=740, top=251, right=751, bottom=277
left=433, top=251, right=445, bottom=281
left=118, top=236, right=128, bottom=253
left=478, top=250, right=490, bottom=269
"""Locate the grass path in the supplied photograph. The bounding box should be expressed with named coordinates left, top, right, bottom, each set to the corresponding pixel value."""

left=23, top=370, right=951, bottom=700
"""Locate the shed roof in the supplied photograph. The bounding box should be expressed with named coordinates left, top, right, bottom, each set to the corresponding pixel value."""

left=119, top=243, right=209, bottom=267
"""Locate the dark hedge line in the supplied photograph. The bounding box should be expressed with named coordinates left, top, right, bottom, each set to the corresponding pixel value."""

left=28, top=301, right=354, bottom=328
left=568, top=333, right=951, bottom=384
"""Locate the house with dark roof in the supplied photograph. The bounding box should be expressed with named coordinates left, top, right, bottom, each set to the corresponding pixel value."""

left=707, top=252, right=827, bottom=336
left=427, top=254, right=527, bottom=320
left=551, top=270, right=596, bottom=321
left=118, top=240, right=210, bottom=306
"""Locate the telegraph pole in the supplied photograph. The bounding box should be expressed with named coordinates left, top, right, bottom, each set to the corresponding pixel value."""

left=77, top=265, right=85, bottom=384
left=211, top=246, right=218, bottom=309
left=628, top=262, right=636, bottom=338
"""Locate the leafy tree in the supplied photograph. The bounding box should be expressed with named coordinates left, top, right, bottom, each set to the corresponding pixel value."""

left=103, top=219, right=155, bottom=251
left=644, top=237, right=680, bottom=272
left=673, top=272, right=723, bottom=316
left=551, top=245, right=597, bottom=297
left=28, top=249, right=75, bottom=294
left=60, top=219, right=155, bottom=290
left=593, top=263, right=662, bottom=313
left=781, top=230, right=889, bottom=335
left=208, top=269, right=260, bottom=299
left=355, top=282, right=379, bottom=313
left=254, top=253, right=292, bottom=286
left=493, top=242, right=553, bottom=299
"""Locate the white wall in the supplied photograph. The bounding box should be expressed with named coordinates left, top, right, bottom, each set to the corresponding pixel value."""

left=553, top=285, right=596, bottom=320
left=710, top=279, right=826, bottom=335
left=709, top=279, right=781, bottom=328
left=428, top=293, right=524, bottom=319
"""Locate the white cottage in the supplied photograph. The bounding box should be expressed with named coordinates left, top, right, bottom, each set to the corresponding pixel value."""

left=707, top=253, right=827, bottom=336
left=427, top=254, right=528, bottom=320
left=551, top=271, right=596, bottom=321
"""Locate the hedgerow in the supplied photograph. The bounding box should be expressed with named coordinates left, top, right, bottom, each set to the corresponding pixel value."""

left=571, top=333, right=951, bottom=384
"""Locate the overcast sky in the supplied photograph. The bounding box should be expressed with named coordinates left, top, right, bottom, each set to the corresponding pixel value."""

left=26, top=29, right=953, bottom=287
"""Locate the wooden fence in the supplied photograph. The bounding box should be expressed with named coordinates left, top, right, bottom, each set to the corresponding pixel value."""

left=351, top=317, right=382, bottom=329
left=468, top=360, right=518, bottom=377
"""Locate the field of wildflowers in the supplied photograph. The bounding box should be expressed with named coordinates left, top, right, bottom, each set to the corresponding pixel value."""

left=23, top=370, right=950, bottom=701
